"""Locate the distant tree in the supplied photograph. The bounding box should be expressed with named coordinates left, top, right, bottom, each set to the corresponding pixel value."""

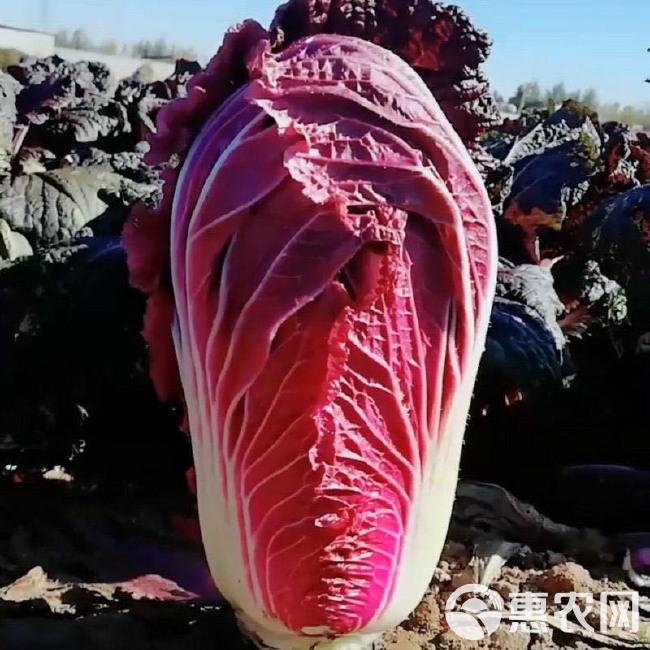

left=130, top=37, right=196, bottom=60
left=599, top=101, right=621, bottom=121
left=53, top=26, right=197, bottom=61
left=511, top=84, right=526, bottom=107
left=98, top=39, right=119, bottom=55
left=509, top=79, right=650, bottom=128
left=548, top=82, right=567, bottom=104
left=581, top=88, right=599, bottom=109
left=54, top=28, right=97, bottom=51
left=509, top=81, right=543, bottom=110
left=177, top=47, right=198, bottom=59
left=150, top=38, right=169, bottom=58
left=68, top=28, right=93, bottom=51
left=619, top=105, right=643, bottom=126
left=508, top=84, right=524, bottom=109
left=54, top=29, right=70, bottom=47
left=131, top=39, right=151, bottom=58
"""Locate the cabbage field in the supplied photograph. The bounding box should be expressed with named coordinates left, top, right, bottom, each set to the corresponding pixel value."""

left=0, top=0, right=649, bottom=649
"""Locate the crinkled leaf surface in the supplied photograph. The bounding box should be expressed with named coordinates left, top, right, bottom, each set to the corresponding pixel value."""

left=0, top=168, right=156, bottom=247
left=582, top=184, right=650, bottom=270
left=269, top=0, right=500, bottom=143
left=125, top=25, right=497, bottom=649
left=501, top=102, right=603, bottom=254
left=0, top=72, right=20, bottom=178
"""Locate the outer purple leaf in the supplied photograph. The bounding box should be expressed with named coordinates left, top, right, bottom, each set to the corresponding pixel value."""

left=124, top=23, right=497, bottom=650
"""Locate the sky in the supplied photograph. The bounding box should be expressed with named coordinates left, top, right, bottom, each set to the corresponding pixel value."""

left=1, top=0, right=649, bottom=106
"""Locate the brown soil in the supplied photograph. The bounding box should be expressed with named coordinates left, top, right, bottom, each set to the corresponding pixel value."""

left=0, top=482, right=646, bottom=650
left=382, top=544, right=643, bottom=650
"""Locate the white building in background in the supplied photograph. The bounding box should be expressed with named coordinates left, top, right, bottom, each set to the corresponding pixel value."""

left=0, top=23, right=54, bottom=57
left=0, top=23, right=175, bottom=81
